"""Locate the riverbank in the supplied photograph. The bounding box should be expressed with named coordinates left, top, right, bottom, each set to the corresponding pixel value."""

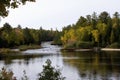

left=101, top=48, right=120, bottom=51
left=19, top=44, right=41, bottom=51
left=0, top=44, right=41, bottom=54
left=61, top=48, right=93, bottom=52
left=0, top=48, right=20, bottom=54
left=61, top=48, right=120, bottom=52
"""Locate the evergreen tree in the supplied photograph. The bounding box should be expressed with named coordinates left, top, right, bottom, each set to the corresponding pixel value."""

left=38, top=59, right=65, bottom=80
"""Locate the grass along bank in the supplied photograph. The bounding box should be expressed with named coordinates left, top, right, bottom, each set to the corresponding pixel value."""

left=19, top=44, right=41, bottom=51
left=0, top=44, right=41, bottom=54
left=0, top=48, right=19, bottom=54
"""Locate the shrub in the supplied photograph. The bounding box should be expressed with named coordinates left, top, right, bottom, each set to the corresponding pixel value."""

left=107, top=42, right=120, bottom=48
left=19, top=45, right=41, bottom=51
left=76, top=41, right=94, bottom=49
left=0, top=67, right=14, bottom=80
left=38, top=59, right=65, bottom=80
left=0, top=48, right=19, bottom=54
left=65, top=42, right=76, bottom=49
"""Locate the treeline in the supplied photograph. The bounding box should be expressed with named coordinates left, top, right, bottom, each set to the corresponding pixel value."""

left=61, top=11, right=120, bottom=48
left=0, top=23, right=60, bottom=48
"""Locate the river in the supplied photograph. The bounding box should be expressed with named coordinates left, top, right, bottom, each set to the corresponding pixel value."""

left=0, top=42, right=120, bottom=80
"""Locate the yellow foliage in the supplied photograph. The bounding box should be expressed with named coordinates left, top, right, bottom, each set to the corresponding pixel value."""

left=61, top=29, right=77, bottom=45
left=97, top=23, right=107, bottom=36
left=92, top=30, right=99, bottom=42
left=76, top=27, right=90, bottom=41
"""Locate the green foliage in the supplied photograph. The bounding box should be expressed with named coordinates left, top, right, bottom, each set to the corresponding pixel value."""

left=65, top=42, right=76, bottom=49
left=107, top=42, right=120, bottom=48
left=76, top=41, right=94, bottom=49
left=63, top=41, right=94, bottom=49
left=52, top=31, right=62, bottom=45
left=99, top=11, right=110, bottom=24
left=61, top=11, right=120, bottom=48
left=0, top=48, right=19, bottom=54
left=76, top=27, right=90, bottom=41
left=110, top=30, right=115, bottom=44
left=23, top=28, right=34, bottom=45
left=38, top=59, right=65, bottom=80
left=91, top=30, right=99, bottom=43
left=0, top=23, right=58, bottom=48
left=19, top=45, right=41, bottom=51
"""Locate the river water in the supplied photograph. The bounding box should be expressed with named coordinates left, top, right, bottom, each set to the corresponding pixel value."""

left=0, top=42, right=120, bottom=80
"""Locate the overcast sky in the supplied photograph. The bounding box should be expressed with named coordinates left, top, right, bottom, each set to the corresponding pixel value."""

left=0, top=0, right=120, bottom=30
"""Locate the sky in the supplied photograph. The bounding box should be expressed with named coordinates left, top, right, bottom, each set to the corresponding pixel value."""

left=0, top=0, right=120, bottom=30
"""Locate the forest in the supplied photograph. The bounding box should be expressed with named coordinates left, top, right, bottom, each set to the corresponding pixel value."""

left=1, top=0, right=120, bottom=80
left=0, top=11, right=120, bottom=49
left=0, top=23, right=61, bottom=48
left=61, top=11, right=120, bottom=49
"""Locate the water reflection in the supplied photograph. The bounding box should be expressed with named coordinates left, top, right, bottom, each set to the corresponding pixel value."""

left=0, top=55, right=64, bottom=80
left=0, top=42, right=120, bottom=80
left=62, top=51, right=120, bottom=80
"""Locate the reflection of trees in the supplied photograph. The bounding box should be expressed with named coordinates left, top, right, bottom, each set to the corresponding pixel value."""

left=0, top=54, right=42, bottom=65
left=61, top=51, right=120, bottom=80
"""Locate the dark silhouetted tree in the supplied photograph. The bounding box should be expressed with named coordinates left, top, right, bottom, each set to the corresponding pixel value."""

left=0, top=0, right=35, bottom=17
left=38, top=59, right=65, bottom=80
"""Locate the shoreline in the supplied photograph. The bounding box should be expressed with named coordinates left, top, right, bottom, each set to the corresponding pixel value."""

left=61, top=48, right=93, bottom=52
left=0, top=44, right=41, bottom=54
left=101, top=48, right=120, bottom=51
left=61, top=48, right=120, bottom=52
